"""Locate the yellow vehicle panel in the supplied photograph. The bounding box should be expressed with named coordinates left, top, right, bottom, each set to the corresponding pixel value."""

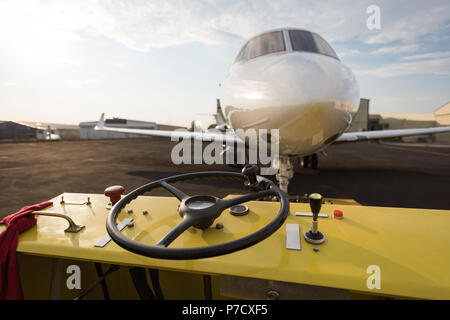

left=9, top=192, right=450, bottom=299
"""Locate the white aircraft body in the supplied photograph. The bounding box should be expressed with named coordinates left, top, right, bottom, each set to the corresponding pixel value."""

left=95, top=28, right=450, bottom=192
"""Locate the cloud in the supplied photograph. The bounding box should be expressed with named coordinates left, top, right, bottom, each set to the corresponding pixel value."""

left=1, top=82, right=22, bottom=86
left=0, top=0, right=448, bottom=52
left=338, top=49, right=360, bottom=58
left=371, top=44, right=420, bottom=55
left=364, top=2, right=450, bottom=44
left=64, top=79, right=99, bottom=88
left=400, top=51, right=450, bottom=61
left=354, top=57, right=450, bottom=78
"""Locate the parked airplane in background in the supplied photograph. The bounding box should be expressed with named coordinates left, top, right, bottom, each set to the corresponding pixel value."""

left=96, top=28, right=450, bottom=193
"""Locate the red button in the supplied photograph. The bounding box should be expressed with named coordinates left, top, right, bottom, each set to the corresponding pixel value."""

left=333, top=210, right=343, bottom=219
left=104, top=185, right=125, bottom=204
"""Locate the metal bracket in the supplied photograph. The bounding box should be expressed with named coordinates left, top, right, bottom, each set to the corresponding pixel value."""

left=295, top=212, right=328, bottom=218
left=31, top=211, right=85, bottom=233
left=94, top=218, right=134, bottom=247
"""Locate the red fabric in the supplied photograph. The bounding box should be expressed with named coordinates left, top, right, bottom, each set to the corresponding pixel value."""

left=0, top=201, right=52, bottom=300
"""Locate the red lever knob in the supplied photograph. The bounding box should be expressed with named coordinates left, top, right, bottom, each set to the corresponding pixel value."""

left=333, top=209, right=343, bottom=219
left=104, top=185, right=125, bottom=204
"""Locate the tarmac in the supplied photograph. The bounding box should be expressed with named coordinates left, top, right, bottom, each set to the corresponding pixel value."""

left=1, top=138, right=449, bottom=218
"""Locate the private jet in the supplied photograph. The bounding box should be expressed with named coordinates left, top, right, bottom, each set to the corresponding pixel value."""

left=95, top=28, right=450, bottom=192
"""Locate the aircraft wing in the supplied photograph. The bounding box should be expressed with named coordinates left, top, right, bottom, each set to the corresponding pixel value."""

left=94, top=113, right=241, bottom=143
left=336, top=126, right=450, bottom=142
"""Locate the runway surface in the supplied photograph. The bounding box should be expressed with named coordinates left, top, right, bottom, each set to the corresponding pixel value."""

left=1, top=138, right=449, bottom=218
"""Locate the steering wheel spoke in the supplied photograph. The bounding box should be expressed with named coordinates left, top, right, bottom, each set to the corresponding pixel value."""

left=221, top=189, right=276, bottom=210
left=159, top=181, right=188, bottom=201
left=156, top=215, right=197, bottom=247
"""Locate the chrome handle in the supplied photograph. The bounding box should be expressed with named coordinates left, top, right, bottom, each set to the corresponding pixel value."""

left=60, top=196, right=91, bottom=206
left=31, top=211, right=85, bottom=233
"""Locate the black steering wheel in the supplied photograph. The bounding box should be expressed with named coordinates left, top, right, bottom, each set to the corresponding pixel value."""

left=106, top=166, right=289, bottom=260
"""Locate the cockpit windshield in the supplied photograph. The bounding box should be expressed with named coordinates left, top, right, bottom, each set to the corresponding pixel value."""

left=234, top=31, right=286, bottom=63
left=233, top=29, right=338, bottom=64
left=288, top=30, right=339, bottom=60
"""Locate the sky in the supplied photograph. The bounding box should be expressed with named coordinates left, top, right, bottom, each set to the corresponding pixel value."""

left=0, top=0, right=449, bottom=127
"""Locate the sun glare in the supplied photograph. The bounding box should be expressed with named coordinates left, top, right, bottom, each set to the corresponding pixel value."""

left=0, top=3, right=79, bottom=64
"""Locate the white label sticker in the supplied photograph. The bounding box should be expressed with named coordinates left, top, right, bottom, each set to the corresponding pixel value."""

left=286, top=224, right=301, bottom=250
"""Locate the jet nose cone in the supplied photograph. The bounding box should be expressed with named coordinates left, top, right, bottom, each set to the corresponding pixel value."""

left=263, top=53, right=359, bottom=109
left=221, top=52, right=359, bottom=156
left=222, top=52, right=359, bottom=112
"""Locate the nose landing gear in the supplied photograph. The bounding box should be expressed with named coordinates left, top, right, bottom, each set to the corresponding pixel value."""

left=275, top=153, right=319, bottom=194
left=276, top=155, right=294, bottom=194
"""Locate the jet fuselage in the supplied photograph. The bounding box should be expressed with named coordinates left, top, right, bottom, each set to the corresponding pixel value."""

left=220, top=28, right=359, bottom=156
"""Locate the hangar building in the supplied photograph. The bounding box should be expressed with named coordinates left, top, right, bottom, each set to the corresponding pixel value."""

left=0, top=121, right=79, bottom=140
left=376, top=102, right=450, bottom=143
left=346, top=100, right=450, bottom=144
left=434, top=102, right=450, bottom=143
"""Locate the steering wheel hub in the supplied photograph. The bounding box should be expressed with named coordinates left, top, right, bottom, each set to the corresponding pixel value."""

left=184, top=196, right=217, bottom=210
left=179, top=196, right=222, bottom=230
